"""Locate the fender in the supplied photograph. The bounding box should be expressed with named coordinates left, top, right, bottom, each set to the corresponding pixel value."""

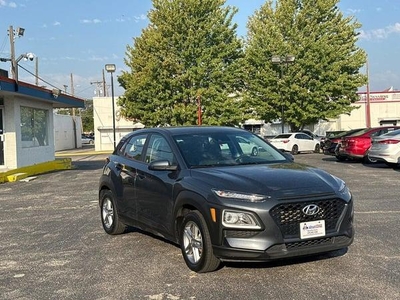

left=173, top=190, right=223, bottom=246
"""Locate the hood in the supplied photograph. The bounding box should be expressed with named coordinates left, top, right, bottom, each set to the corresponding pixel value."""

left=190, top=162, right=340, bottom=199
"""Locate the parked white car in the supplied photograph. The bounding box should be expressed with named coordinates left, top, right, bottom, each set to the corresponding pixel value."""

left=270, top=132, right=320, bottom=154
left=236, top=136, right=260, bottom=156
left=368, top=128, right=400, bottom=166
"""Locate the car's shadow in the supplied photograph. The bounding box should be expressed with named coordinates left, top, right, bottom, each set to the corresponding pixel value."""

left=72, top=160, right=105, bottom=170
left=123, top=226, right=348, bottom=271
left=223, top=247, right=348, bottom=270
left=321, top=156, right=400, bottom=170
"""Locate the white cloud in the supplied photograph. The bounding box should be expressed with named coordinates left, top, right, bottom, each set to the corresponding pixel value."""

left=359, top=22, right=400, bottom=40
left=134, top=14, right=147, bottom=22
left=80, top=19, right=102, bottom=24
left=53, top=21, right=61, bottom=26
left=0, top=0, right=17, bottom=7
left=346, top=8, right=361, bottom=14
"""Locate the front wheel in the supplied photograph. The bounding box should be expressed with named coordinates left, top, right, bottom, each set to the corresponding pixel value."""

left=180, top=211, right=220, bottom=273
left=100, top=190, right=127, bottom=235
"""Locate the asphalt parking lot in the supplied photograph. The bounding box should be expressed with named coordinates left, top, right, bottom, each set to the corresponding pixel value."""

left=0, top=151, right=399, bottom=300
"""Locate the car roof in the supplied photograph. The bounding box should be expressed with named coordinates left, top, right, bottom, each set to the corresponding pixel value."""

left=347, top=126, right=400, bottom=137
left=126, top=126, right=249, bottom=137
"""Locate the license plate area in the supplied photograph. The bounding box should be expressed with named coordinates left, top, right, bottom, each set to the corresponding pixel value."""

left=300, top=220, right=325, bottom=239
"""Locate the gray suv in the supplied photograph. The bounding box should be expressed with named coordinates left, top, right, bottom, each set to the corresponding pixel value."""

left=99, top=126, right=354, bottom=272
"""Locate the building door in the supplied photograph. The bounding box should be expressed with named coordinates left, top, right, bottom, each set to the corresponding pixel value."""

left=0, top=108, right=4, bottom=165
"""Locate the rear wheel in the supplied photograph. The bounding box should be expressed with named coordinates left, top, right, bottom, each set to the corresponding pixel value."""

left=251, top=147, right=259, bottom=156
left=180, top=211, right=220, bottom=273
left=336, top=155, right=346, bottom=161
left=291, top=144, right=299, bottom=155
left=314, top=144, right=320, bottom=153
left=363, top=155, right=377, bottom=164
left=100, top=190, right=127, bottom=235
left=385, top=162, right=398, bottom=167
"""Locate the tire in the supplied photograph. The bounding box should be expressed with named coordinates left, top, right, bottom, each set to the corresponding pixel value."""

left=100, top=190, right=127, bottom=235
left=180, top=211, right=220, bottom=273
left=363, top=155, right=377, bottom=164
left=251, top=147, right=259, bottom=156
left=385, top=162, right=398, bottom=168
left=314, top=144, right=320, bottom=153
left=336, top=155, right=346, bottom=161
left=291, top=144, right=299, bottom=155
left=89, top=139, right=94, bottom=145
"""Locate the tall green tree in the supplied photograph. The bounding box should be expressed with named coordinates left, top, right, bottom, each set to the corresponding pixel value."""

left=118, top=0, right=245, bottom=126
left=244, top=0, right=367, bottom=131
left=81, top=100, right=94, bottom=133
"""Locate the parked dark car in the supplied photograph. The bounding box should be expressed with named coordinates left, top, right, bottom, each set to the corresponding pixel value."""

left=323, top=128, right=365, bottom=156
left=320, top=131, right=346, bottom=152
left=337, top=126, right=400, bottom=163
left=98, top=126, right=354, bottom=272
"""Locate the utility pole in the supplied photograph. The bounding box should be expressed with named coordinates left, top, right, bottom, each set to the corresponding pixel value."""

left=102, top=69, right=106, bottom=97
left=366, top=59, right=371, bottom=128
left=8, top=26, right=16, bottom=80
left=90, top=80, right=103, bottom=96
left=35, top=57, right=39, bottom=86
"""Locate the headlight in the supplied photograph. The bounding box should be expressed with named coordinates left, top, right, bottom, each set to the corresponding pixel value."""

left=331, top=175, right=351, bottom=199
left=212, top=189, right=268, bottom=202
left=222, top=210, right=261, bottom=229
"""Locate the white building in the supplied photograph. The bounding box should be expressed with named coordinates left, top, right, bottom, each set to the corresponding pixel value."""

left=93, top=96, right=144, bottom=151
left=92, top=88, right=400, bottom=144
left=0, top=75, right=84, bottom=172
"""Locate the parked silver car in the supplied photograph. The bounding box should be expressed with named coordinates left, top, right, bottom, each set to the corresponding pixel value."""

left=368, top=129, right=400, bottom=166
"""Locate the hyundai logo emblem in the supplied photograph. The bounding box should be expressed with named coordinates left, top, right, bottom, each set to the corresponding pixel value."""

left=302, top=204, right=320, bottom=216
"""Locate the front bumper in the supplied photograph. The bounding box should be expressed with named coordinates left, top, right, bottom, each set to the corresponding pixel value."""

left=213, top=232, right=354, bottom=262
left=211, top=198, right=354, bottom=262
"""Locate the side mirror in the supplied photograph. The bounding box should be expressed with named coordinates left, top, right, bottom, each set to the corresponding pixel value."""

left=281, top=151, right=294, bottom=161
left=148, top=160, right=178, bottom=171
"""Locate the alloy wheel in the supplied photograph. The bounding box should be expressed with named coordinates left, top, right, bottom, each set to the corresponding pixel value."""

left=102, top=198, right=114, bottom=229
left=183, top=221, right=203, bottom=264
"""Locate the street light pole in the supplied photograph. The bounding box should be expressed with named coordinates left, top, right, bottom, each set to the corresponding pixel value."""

left=105, top=64, right=117, bottom=149
left=271, top=54, right=295, bottom=133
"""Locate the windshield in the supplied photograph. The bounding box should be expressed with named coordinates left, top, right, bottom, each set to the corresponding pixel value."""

left=381, top=129, right=400, bottom=137
left=173, top=131, right=288, bottom=168
left=335, top=128, right=365, bottom=138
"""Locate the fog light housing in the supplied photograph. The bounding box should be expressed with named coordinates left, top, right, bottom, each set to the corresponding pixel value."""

left=222, top=210, right=261, bottom=229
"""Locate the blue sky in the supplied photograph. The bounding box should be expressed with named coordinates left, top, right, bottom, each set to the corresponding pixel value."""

left=1, top=0, right=399, bottom=99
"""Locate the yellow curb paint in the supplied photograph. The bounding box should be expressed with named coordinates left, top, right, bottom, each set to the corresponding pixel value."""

left=0, top=158, right=72, bottom=183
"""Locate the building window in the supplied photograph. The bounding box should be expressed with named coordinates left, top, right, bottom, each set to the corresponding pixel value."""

left=20, top=106, right=49, bottom=147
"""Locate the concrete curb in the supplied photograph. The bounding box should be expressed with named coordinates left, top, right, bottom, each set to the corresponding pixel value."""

left=0, top=158, right=72, bottom=183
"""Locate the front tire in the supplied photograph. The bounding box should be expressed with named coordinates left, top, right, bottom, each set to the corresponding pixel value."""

left=180, top=211, right=220, bottom=273
left=100, top=190, right=127, bottom=235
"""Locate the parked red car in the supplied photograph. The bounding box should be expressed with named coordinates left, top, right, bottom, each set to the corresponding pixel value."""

left=337, top=126, right=400, bottom=163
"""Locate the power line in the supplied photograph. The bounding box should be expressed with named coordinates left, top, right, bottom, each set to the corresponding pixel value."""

left=18, top=64, right=68, bottom=92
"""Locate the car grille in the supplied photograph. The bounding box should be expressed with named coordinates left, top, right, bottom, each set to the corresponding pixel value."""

left=224, top=230, right=259, bottom=238
left=267, top=235, right=352, bottom=251
left=269, top=199, right=346, bottom=239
